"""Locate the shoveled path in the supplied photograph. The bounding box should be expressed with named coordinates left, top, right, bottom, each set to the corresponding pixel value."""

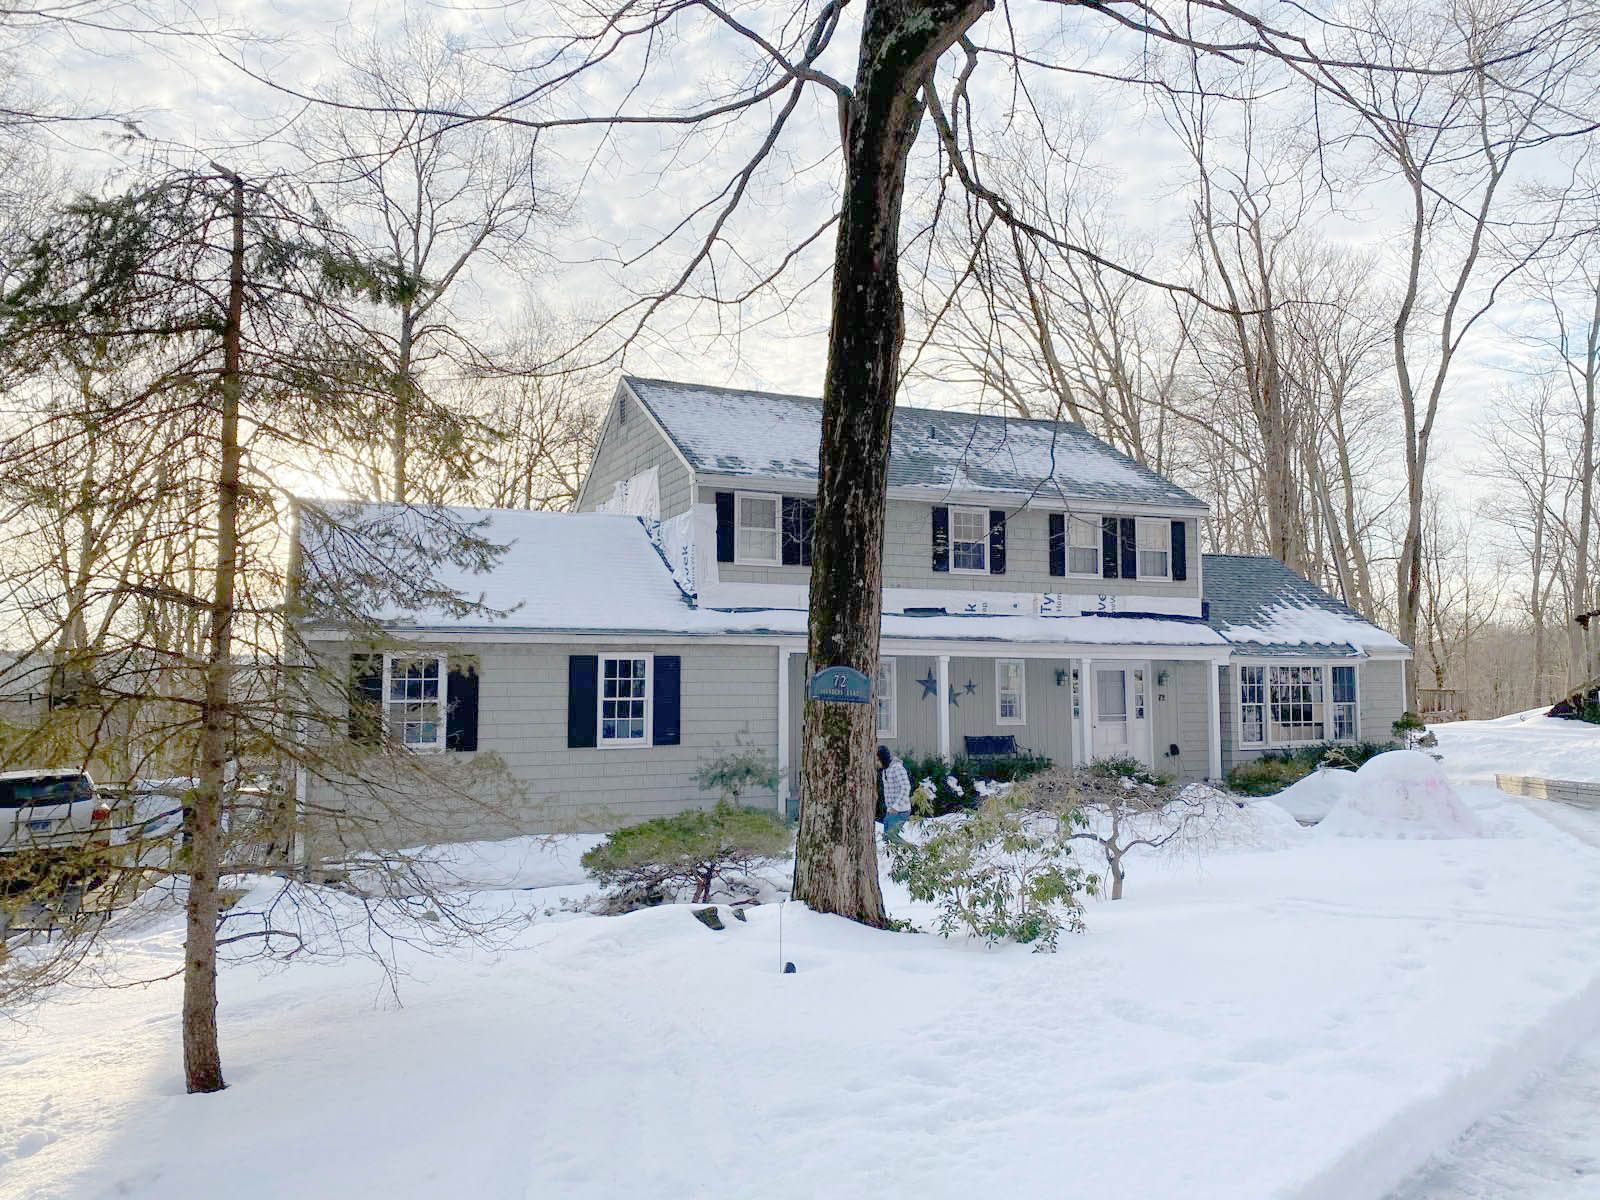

left=1387, top=795, right=1600, bottom=1200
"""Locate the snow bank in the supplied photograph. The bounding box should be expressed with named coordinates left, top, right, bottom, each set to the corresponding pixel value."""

left=1317, top=751, right=1483, bottom=840
left=1272, top=768, right=1359, bottom=824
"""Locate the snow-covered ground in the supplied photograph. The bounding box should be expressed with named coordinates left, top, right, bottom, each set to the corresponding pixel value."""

left=1432, top=709, right=1600, bottom=786
left=7, top=742, right=1600, bottom=1199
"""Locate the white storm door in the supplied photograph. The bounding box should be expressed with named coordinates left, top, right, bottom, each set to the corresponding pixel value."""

left=1092, top=667, right=1131, bottom=757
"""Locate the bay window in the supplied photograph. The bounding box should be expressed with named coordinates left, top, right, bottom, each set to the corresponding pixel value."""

left=1237, top=662, right=1359, bottom=748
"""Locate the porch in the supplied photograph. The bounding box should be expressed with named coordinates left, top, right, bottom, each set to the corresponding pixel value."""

left=777, top=645, right=1228, bottom=810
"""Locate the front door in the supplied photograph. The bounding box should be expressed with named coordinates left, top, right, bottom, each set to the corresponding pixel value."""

left=1091, top=664, right=1150, bottom=765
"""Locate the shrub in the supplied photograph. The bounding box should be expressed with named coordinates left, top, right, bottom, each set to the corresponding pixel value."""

left=1225, top=740, right=1398, bottom=796
left=1085, top=755, right=1172, bottom=788
left=581, top=802, right=792, bottom=907
left=888, top=790, right=1094, bottom=951
left=898, top=751, right=1053, bottom=816
left=694, top=747, right=780, bottom=805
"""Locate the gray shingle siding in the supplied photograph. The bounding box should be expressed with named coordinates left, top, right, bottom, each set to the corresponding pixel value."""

left=306, top=640, right=779, bottom=845
left=713, top=487, right=1200, bottom=599
left=577, top=385, right=693, bottom=519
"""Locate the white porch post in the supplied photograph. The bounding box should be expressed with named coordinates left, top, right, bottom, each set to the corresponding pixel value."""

left=775, top=647, right=790, bottom=814
left=937, top=654, right=951, bottom=761
left=1078, top=656, right=1095, bottom=765
left=1207, top=660, right=1224, bottom=781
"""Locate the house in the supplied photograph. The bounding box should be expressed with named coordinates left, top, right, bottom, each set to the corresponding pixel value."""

left=296, top=376, right=1410, bottom=843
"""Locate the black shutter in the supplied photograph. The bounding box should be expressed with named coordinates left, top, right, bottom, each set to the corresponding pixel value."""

left=1101, top=516, right=1119, bottom=579
left=567, top=655, right=598, bottom=748
left=988, top=510, right=1006, bottom=575
left=653, top=655, right=681, bottom=746
left=931, top=506, right=950, bottom=572
left=1171, top=519, right=1188, bottom=582
left=781, top=497, right=815, bottom=567
left=1120, top=516, right=1138, bottom=579
left=446, top=659, right=479, bottom=752
left=349, top=654, right=383, bottom=745
left=1048, top=513, right=1066, bottom=577
left=715, top=492, right=735, bottom=563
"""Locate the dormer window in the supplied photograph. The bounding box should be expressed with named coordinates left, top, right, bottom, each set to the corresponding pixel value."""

left=950, top=507, right=989, bottom=573
left=735, top=492, right=780, bottom=564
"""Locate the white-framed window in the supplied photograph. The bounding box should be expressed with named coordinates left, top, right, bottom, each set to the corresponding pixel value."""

left=996, top=659, right=1026, bottom=725
left=950, top=507, right=989, bottom=573
left=1239, top=664, right=1266, bottom=747
left=385, top=653, right=447, bottom=752
left=1071, top=665, right=1082, bottom=719
left=1067, top=515, right=1101, bottom=576
left=1238, top=662, right=1353, bottom=747
left=1270, top=665, right=1324, bottom=743
left=735, top=491, right=780, bottom=564
left=599, top=653, right=652, bottom=746
left=1132, top=666, right=1147, bottom=720
left=1331, top=665, right=1358, bottom=741
left=1136, top=519, right=1170, bottom=580
left=874, top=658, right=897, bottom=739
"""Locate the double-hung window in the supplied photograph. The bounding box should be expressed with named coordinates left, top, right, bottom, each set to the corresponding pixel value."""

left=1136, top=519, right=1170, bottom=579
left=1331, top=665, right=1358, bottom=741
left=1067, top=515, right=1100, bottom=576
left=735, top=492, right=780, bottom=564
left=950, top=507, right=989, bottom=573
left=1269, top=665, right=1324, bottom=743
left=875, top=658, right=897, bottom=739
left=1238, top=665, right=1267, bottom=746
left=996, top=659, right=1026, bottom=724
left=600, top=654, right=651, bottom=746
left=386, top=654, right=447, bottom=752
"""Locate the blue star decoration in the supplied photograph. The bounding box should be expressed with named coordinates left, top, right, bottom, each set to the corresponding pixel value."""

left=917, top=669, right=939, bottom=699
left=948, top=685, right=960, bottom=707
left=963, top=679, right=977, bottom=695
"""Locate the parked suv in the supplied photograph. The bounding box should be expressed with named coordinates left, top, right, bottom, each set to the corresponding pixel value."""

left=0, top=770, right=112, bottom=860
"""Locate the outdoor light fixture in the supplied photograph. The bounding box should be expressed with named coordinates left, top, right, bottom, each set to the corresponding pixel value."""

left=1054, top=669, right=1067, bottom=686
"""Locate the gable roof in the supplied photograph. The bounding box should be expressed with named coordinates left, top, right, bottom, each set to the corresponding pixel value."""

left=623, top=376, right=1207, bottom=512
left=1202, top=554, right=1408, bottom=656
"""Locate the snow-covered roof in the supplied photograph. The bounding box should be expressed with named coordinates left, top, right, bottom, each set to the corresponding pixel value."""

left=299, top=502, right=1225, bottom=648
left=1202, top=554, right=1409, bottom=657
left=624, top=376, right=1207, bottom=512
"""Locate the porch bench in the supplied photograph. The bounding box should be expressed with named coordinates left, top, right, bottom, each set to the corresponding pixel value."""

left=964, top=735, right=1021, bottom=758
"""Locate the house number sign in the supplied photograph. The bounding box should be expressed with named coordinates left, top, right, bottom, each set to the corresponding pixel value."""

left=807, top=666, right=872, bottom=704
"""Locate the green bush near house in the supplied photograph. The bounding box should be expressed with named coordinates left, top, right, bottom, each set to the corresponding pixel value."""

left=898, top=751, right=1053, bottom=816
left=581, top=801, right=792, bottom=908
left=694, top=746, right=780, bottom=804
left=1084, top=755, right=1172, bottom=788
left=1225, top=740, right=1399, bottom=796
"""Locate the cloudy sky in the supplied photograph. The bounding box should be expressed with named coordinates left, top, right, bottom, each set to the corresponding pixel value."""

left=17, top=0, right=1585, bottom=500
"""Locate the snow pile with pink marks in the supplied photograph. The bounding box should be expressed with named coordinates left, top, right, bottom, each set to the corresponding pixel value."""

left=1316, top=751, right=1483, bottom=840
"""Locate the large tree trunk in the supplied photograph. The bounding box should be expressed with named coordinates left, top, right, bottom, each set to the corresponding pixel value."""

left=793, top=0, right=986, bottom=924
left=1569, top=275, right=1599, bottom=688
left=183, top=167, right=245, bottom=1095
